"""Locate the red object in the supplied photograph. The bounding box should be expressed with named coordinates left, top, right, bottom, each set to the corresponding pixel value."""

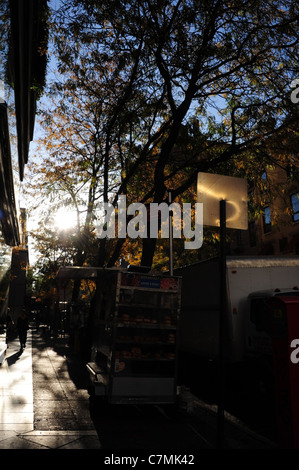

left=267, top=296, right=299, bottom=449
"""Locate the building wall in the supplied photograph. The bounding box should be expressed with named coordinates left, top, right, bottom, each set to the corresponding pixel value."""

left=230, top=165, right=299, bottom=256
left=0, top=231, right=12, bottom=320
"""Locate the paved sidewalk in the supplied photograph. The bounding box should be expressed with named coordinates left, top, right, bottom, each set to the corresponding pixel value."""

left=0, top=328, right=100, bottom=449
left=0, top=327, right=277, bottom=451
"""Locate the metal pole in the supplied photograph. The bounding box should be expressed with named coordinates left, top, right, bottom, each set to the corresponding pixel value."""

left=217, top=199, right=227, bottom=448
left=168, top=191, right=173, bottom=276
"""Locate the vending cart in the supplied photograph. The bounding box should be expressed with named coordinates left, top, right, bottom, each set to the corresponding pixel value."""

left=85, top=268, right=182, bottom=405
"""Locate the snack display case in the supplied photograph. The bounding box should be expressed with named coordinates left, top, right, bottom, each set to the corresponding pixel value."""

left=87, top=269, right=181, bottom=404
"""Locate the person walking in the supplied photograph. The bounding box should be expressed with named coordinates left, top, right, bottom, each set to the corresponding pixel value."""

left=17, top=310, right=29, bottom=350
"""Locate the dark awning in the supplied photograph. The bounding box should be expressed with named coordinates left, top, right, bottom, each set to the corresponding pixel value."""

left=6, top=0, right=49, bottom=180
left=56, top=267, right=109, bottom=281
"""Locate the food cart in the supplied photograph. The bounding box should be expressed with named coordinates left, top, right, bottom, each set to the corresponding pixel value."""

left=56, top=266, right=181, bottom=405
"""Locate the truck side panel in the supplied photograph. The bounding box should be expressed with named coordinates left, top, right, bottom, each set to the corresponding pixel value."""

left=227, top=264, right=299, bottom=361
left=176, top=257, right=299, bottom=363
left=176, top=259, right=230, bottom=360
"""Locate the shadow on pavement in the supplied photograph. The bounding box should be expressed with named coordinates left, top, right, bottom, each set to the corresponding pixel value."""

left=6, top=349, right=23, bottom=366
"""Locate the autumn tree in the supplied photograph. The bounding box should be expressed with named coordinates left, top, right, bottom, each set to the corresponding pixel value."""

left=30, top=0, right=298, bottom=272
left=23, top=83, right=115, bottom=299
left=25, top=83, right=109, bottom=259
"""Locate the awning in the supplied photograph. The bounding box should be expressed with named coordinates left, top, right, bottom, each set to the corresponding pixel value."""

left=56, top=266, right=111, bottom=281
left=6, top=0, right=49, bottom=180
left=0, top=102, right=20, bottom=246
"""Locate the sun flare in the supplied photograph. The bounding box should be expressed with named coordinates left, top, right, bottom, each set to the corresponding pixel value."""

left=54, top=208, right=77, bottom=230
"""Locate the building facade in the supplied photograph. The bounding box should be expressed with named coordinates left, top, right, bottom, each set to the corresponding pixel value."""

left=230, top=164, right=299, bottom=257
left=0, top=0, right=49, bottom=323
left=0, top=100, right=20, bottom=321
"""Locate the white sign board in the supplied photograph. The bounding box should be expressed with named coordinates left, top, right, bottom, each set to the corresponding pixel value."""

left=197, top=172, right=248, bottom=230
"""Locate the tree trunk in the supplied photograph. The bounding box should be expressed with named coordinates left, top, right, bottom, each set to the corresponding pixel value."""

left=140, top=237, right=157, bottom=269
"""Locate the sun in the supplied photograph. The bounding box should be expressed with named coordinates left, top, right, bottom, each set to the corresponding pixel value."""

left=54, top=208, right=77, bottom=230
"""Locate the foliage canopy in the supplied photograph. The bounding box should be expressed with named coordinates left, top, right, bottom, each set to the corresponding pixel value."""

left=24, top=0, right=299, bottom=274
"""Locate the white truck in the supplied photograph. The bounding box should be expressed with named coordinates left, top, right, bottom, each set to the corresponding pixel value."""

left=175, top=256, right=299, bottom=364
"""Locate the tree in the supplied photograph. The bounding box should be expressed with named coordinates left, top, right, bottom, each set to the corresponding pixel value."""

left=31, top=0, right=299, bottom=271
left=23, top=84, right=109, bottom=299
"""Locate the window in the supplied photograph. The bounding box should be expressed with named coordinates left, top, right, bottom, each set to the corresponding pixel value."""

left=260, top=171, right=267, bottom=193
left=291, top=193, right=299, bottom=222
left=250, top=299, right=272, bottom=334
left=263, top=206, right=271, bottom=233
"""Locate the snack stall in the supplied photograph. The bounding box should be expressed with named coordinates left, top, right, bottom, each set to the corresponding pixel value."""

left=56, top=266, right=181, bottom=405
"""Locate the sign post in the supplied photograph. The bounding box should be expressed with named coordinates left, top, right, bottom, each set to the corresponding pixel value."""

left=218, top=199, right=227, bottom=448
left=168, top=190, right=173, bottom=276
left=197, top=172, right=248, bottom=448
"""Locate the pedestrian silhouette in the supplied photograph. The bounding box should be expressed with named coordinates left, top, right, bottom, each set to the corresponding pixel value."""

left=17, top=311, right=29, bottom=350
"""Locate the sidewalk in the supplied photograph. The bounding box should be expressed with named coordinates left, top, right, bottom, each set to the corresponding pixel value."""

left=0, top=326, right=276, bottom=451
left=0, top=327, right=101, bottom=449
